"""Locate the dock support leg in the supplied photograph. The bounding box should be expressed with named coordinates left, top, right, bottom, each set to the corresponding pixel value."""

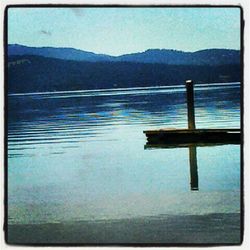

left=186, top=80, right=196, bottom=130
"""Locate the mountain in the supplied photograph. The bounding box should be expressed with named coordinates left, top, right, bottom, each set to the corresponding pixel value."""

left=8, top=44, right=113, bottom=62
left=8, top=44, right=240, bottom=65
left=116, top=49, right=240, bottom=65
left=8, top=55, right=241, bottom=93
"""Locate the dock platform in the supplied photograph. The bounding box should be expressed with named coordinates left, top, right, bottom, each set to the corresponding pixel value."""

left=143, top=128, right=241, bottom=145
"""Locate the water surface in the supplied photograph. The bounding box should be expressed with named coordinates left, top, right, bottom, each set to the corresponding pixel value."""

left=8, top=82, right=241, bottom=224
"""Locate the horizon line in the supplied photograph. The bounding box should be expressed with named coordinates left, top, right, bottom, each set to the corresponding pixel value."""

left=7, top=43, right=240, bottom=57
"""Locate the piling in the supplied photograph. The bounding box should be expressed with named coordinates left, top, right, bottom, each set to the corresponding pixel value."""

left=143, top=80, right=241, bottom=145
left=185, top=80, right=196, bottom=130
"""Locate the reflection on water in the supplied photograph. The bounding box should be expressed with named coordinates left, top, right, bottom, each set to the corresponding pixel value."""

left=8, top=83, right=241, bottom=224
left=189, top=146, right=199, bottom=191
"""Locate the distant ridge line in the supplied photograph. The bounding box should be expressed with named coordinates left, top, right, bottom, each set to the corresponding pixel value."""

left=8, top=44, right=240, bottom=65
left=8, top=43, right=240, bottom=55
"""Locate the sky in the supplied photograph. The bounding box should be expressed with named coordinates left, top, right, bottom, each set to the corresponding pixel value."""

left=7, top=7, right=241, bottom=56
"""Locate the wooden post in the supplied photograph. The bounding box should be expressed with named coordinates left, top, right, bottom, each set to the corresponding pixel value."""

left=185, top=80, right=196, bottom=130
left=189, top=146, right=199, bottom=191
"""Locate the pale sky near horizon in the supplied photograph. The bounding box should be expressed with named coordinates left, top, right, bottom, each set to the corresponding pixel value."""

left=7, top=7, right=241, bottom=56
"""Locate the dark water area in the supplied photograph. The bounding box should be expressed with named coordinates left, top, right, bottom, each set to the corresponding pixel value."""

left=8, top=82, right=241, bottom=225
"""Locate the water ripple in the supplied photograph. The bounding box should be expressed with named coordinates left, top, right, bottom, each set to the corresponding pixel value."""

left=8, top=83, right=240, bottom=158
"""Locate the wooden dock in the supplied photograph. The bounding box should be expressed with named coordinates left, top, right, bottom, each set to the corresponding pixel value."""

left=144, top=128, right=241, bottom=145
left=144, top=80, right=241, bottom=146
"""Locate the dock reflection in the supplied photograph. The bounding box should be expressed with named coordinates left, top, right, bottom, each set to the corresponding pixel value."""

left=189, top=146, right=198, bottom=191
left=144, top=141, right=240, bottom=191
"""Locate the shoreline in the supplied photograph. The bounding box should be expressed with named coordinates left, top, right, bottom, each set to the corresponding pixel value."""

left=6, top=212, right=242, bottom=245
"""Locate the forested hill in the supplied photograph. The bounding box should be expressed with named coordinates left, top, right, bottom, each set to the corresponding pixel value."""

left=8, top=44, right=240, bottom=65
left=8, top=55, right=241, bottom=94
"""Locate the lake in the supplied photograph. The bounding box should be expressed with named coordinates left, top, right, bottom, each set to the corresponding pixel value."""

left=7, top=82, right=241, bottom=243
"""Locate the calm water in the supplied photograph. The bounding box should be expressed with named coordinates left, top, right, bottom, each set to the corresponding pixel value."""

left=8, top=82, right=241, bottom=224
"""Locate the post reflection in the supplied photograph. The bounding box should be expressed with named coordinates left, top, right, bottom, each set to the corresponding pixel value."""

left=145, top=142, right=239, bottom=192
left=189, top=146, right=199, bottom=191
